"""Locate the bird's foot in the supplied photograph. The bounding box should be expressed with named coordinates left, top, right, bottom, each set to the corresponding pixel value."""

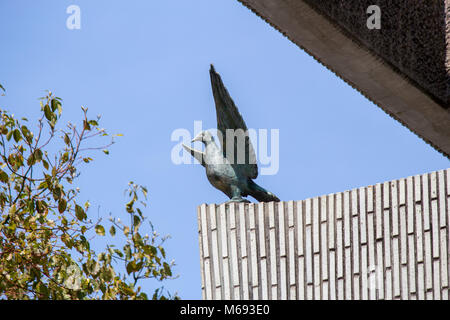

left=226, top=197, right=250, bottom=204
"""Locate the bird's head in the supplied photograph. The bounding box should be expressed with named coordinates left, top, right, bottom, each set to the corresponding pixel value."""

left=192, top=131, right=214, bottom=144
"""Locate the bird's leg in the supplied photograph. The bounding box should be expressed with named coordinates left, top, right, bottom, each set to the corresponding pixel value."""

left=227, top=197, right=251, bottom=203
left=227, top=197, right=250, bottom=203
left=227, top=186, right=250, bottom=203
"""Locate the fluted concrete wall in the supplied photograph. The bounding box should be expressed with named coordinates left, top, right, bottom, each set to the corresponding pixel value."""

left=197, top=168, right=450, bottom=300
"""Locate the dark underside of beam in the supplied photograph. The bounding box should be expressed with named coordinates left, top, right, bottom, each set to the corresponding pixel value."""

left=237, top=0, right=450, bottom=158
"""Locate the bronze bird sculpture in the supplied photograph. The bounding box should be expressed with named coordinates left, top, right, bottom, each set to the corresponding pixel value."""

left=183, top=65, right=280, bottom=203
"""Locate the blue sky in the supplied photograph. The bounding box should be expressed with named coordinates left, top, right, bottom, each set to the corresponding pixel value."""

left=1, top=1, right=448, bottom=299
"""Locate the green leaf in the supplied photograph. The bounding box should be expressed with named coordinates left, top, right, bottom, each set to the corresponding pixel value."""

left=7, top=154, right=15, bottom=167
left=5, top=130, right=12, bottom=141
left=36, top=282, right=49, bottom=298
left=35, top=200, right=45, bottom=213
left=124, top=244, right=132, bottom=260
left=21, top=125, right=32, bottom=142
left=0, top=84, right=5, bottom=92
left=38, top=181, right=48, bottom=190
left=113, top=249, right=123, bottom=257
left=135, top=261, right=143, bottom=272
left=61, top=152, right=69, bottom=163
left=27, top=153, right=36, bottom=166
left=21, top=126, right=29, bottom=134
left=64, top=133, right=70, bottom=145
left=159, top=246, right=166, bottom=259
left=0, top=170, right=8, bottom=183
left=125, top=199, right=134, bottom=213
left=95, top=224, right=105, bottom=236
left=43, top=104, right=53, bottom=121
left=49, top=118, right=56, bottom=130
left=13, top=129, right=21, bottom=143
left=119, top=283, right=135, bottom=296
left=58, top=199, right=67, bottom=213
left=42, top=159, right=49, bottom=170
left=9, top=203, right=16, bottom=215
left=133, top=215, right=141, bottom=227
left=163, top=262, right=172, bottom=277
left=103, top=149, right=109, bottom=155
left=75, top=204, right=86, bottom=221
left=126, top=261, right=137, bottom=275
left=141, top=186, right=148, bottom=198
left=109, top=225, right=116, bottom=236
left=34, top=149, right=43, bottom=162
left=138, top=292, right=149, bottom=300
left=53, top=186, right=62, bottom=200
left=80, top=235, right=90, bottom=251
left=51, top=98, right=61, bottom=113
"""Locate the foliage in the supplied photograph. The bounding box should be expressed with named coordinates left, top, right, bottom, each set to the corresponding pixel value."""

left=0, top=89, right=177, bottom=299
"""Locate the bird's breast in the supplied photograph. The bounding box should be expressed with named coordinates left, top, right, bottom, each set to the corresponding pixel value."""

left=205, top=164, right=238, bottom=192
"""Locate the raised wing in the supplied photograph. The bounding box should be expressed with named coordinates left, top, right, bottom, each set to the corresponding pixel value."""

left=182, top=144, right=206, bottom=167
left=209, top=65, right=258, bottom=179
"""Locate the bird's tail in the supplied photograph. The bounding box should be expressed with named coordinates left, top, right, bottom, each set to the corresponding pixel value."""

left=248, top=180, right=280, bottom=202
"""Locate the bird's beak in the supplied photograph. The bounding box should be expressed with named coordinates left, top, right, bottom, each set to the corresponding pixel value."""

left=192, top=133, right=203, bottom=143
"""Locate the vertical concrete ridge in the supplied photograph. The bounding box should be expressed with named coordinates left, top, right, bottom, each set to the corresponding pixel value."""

left=198, top=168, right=450, bottom=300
